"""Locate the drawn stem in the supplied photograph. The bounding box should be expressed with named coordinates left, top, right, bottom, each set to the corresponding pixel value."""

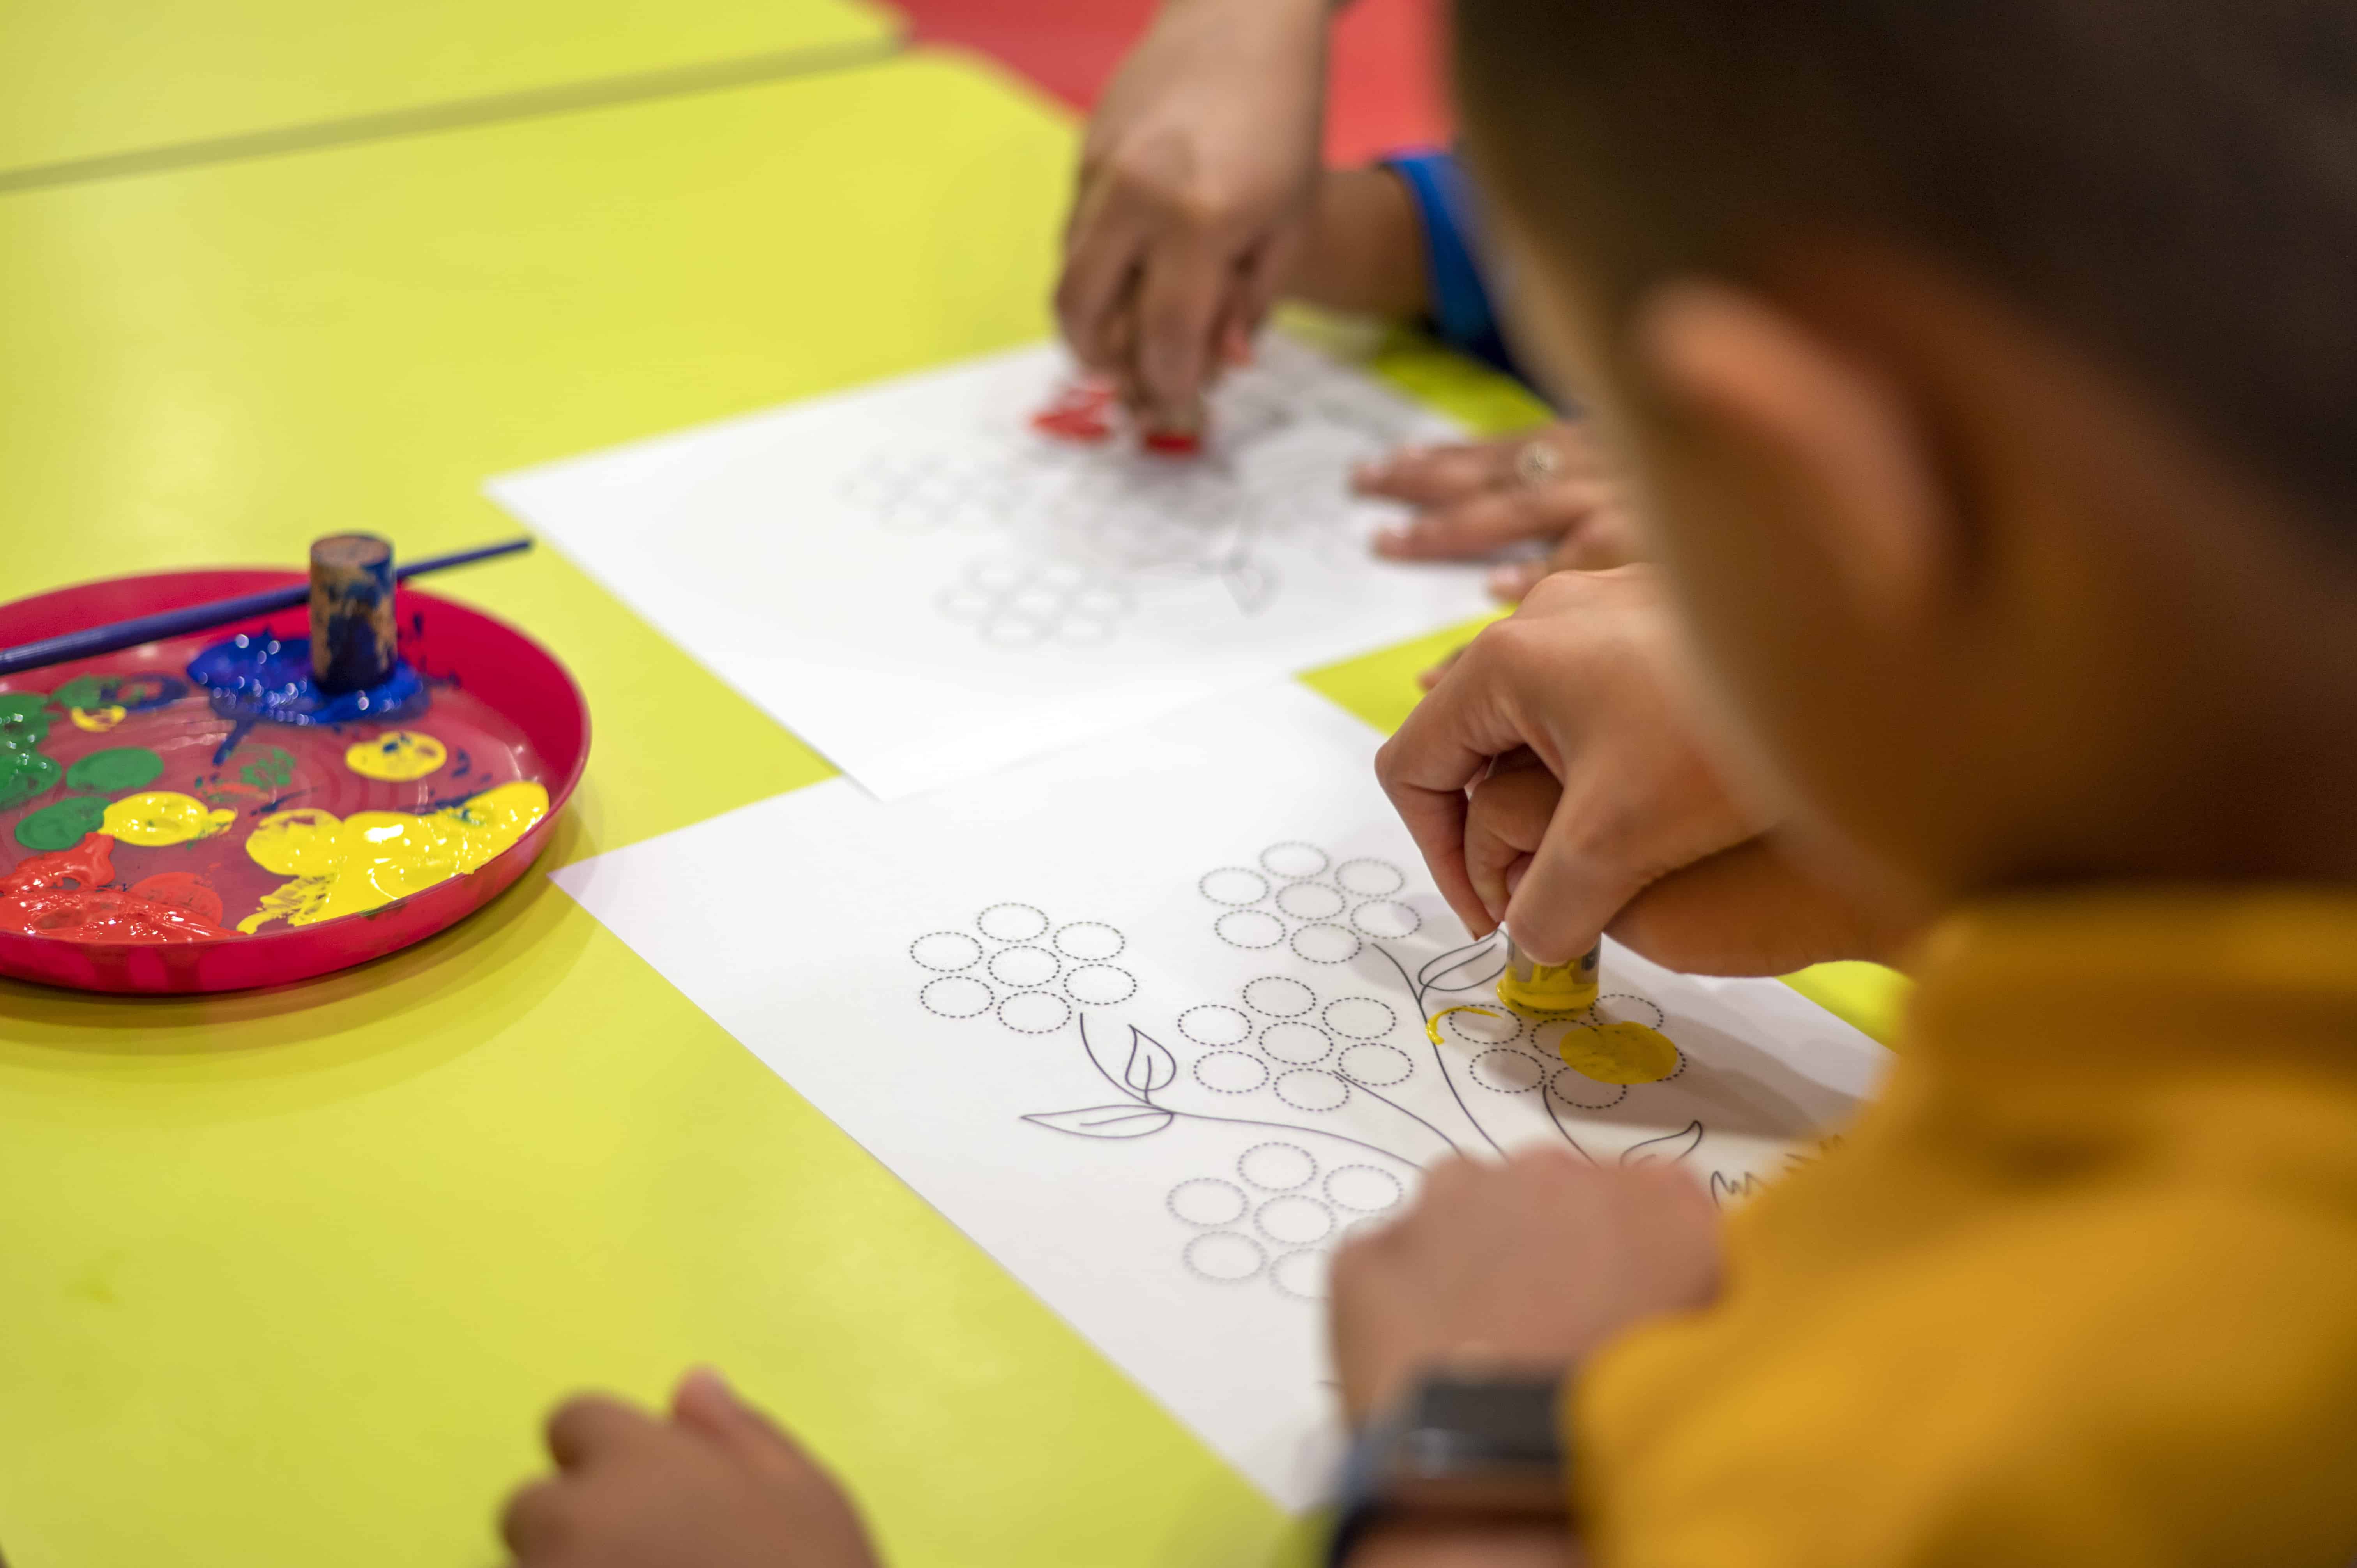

left=1374, top=943, right=1504, bottom=1157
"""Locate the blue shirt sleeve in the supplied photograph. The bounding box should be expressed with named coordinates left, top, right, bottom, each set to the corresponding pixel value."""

left=1381, top=149, right=1530, bottom=386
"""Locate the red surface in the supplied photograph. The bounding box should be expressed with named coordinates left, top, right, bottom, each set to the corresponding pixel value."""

left=0, top=572, right=589, bottom=995
left=895, top=0, right=1453, bottom=164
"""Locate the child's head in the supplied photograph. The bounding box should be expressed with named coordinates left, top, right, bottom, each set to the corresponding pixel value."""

left=1454, top=0, right=2357, bottom=902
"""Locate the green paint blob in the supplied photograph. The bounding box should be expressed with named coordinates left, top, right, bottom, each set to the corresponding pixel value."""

left=46, top=676, right=106, bottom=710
left=0, top=692, right=49, bottom=748
left=0, top=748, right=60, bottom=810
left=236, top=745, right=296, bottom=789
left=66, top=745, right=164, bottom=793
left=14, top=794, right=107, bottom=852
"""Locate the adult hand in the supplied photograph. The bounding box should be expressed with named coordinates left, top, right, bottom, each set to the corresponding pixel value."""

left=1358, top=422, right=1643, bottom=600
left=500, top=1370, right=881, bottom=1568
left=1377, top=567, right=1772, bottom=966
left=1330, top=1148, right=1721, bottom=1425
left=1056, top=0, right=1329, bottom=427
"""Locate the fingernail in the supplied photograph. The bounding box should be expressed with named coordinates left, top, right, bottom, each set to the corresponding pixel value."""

left=679, top=1366, right=735, bottom=1405
left=1488, top=563, right=1535, bottom=600
left=1373, top=524, right=1412, bottom=555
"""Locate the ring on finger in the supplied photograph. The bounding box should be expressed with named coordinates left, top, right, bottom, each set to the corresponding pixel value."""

left=1513, top=438, right=1565, bottom=490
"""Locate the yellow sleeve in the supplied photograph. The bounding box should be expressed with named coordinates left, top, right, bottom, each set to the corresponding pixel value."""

left=1571, top=1185, right=2357, bottom=1567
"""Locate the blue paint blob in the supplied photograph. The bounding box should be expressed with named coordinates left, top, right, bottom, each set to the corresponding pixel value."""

left=187, top=631, right=429, bottom=736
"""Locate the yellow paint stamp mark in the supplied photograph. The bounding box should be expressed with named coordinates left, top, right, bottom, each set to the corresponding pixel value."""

left=1546, top=1020, right=1681, bottom=1086
left=69, top=705, right=127, bottom=733
left=344, top=729, right=448, bottom=782
left=101, top=791, right=237, bottom=846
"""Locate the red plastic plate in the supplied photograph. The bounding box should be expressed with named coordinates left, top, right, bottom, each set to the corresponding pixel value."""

left=0, top=570, right=588, bottom=994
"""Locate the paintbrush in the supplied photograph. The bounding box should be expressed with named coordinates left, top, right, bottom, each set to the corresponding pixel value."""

left=0, top=537, right=533, bottom=678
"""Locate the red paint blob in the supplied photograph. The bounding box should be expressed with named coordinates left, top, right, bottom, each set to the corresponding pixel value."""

left=1140, top=429, right=1204, bottom=456
left=1030, top=378, right=1117, bottom=443
left=1, top=831, right=115, bottom=895
left=0, top=832, right=233, bottom=943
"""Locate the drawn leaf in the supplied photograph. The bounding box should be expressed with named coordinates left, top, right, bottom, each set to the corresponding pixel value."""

left=1022, top=1105, right=1176, bottom=1139
left=1419, top=935, right=1506, bottom=993
left=1124, top=1027, right=1178, bottom=1097
left=1708, top=1171, right=1762, bottom=1208
left=1621, top=1120, right=1705, bottom=1168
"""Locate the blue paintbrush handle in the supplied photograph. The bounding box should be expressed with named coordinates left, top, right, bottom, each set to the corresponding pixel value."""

left=0, top=537, right=533, bottom=678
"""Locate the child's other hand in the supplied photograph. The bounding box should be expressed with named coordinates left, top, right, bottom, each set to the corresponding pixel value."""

left=500, top=1370, right=881, bottom=1568
left=1357, top=423, right=1641, bottom=599
left=1330, top=1149, right=1720, bottom=1425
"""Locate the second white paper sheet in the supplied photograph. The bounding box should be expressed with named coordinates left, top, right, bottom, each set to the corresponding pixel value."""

left=488, top=335, right=1491, bottom=798
left=551, top=682, right=1891, bottom=1509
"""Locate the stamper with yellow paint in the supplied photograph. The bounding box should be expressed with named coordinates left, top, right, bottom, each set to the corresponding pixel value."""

left=1495, top=937, right=1601, bottom=1017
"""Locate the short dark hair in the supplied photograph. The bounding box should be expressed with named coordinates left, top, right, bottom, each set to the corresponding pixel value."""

left=1454, top=0, right=2357, bottom=538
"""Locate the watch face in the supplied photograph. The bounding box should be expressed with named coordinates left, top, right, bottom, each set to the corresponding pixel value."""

left=1377, top=1376, right=1570, bottom=1518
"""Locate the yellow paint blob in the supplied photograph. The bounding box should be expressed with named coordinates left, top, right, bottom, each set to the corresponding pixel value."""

left=344, top=729, right=449, bottom=782
left=101, top=791, right=237, bottom=846
left=1426, top=1004, right=1502, bottom=1050
left=1550, top=1021, right=1681, bottom=1086
left=238, top=780, right=548, bottom=933
left=69, top=704, right=127, bottom=733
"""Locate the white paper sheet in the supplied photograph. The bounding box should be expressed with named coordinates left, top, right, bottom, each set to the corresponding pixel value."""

left=549, top=682, right=1890, bottom=1508
left=488, top=336, right=1490, bottom=798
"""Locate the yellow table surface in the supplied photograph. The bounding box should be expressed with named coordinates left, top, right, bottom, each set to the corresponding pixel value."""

left=0, top=0, right=899, bottom=185
left=0, top=47, right=1902, bottom=1567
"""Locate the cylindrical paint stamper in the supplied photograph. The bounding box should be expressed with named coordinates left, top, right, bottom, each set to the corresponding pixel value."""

left=308, top=533, right=398, bottom=694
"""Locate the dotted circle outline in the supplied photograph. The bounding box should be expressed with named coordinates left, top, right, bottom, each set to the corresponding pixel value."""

left=1334, top=857, right=1407, bottom=897
left=1274, top=1068, right=1352, bottom=1113
left=1324, top=1164, right=1406, bottom=1213
left=1258, top=841, right=1332, bottom=879
left=976, top=901, right=1050, bottom=942
left=1242, top=975, right=1318, bottom=1017
left=1289, top=923, right=1364, bottom=966
left=1178, top=1004, right=1253, bottom=1047
left=1198, top=867, right=1271, bottom=906
left=1349, top=899, right=1423, bottom=940
left=1274, top=881, right=1347, bottom=922
left=1237, top=1140, right=1317, bottom=1191
left=1254, top=1193, right=1338, bottom=1248
left=1545, top=1065, right=1631, bottom=1111
left=1167, top=1178, right=1250, bottom=1227
left=1338, top=1042, right=1414, bottom=1087
left=1443, top=1006, right=1525, bottom=1047
left=1192, top=1051, right=1271, bottom=1095
left=1062, top=963, right=1139, bottom=1006
left=1322, top=995, right=1398, bottom=1040
left=1257, top=1020, right=1334, bottom=1067
left=1214, top=909, right=1287, bottom=950
left=986, top=944, right=1062, bottom=990
left=1468, top=1046, right=1549, bottom=1095
left=919, top=975, right=995, bottom=1020
left=1597, top=993, right=1668, bottom=1031
left=1051, top=920, right=1126, bottom=961
left=908, top=931, right=984, bottom=973
left=995, top=990, right=1073, bottom=1035
left=1269, top=1249, right=1329, bottom=1302
left=1182, top=1230, right=1268, bottom=1284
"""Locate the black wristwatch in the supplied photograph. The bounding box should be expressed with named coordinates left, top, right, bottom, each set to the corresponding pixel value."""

left=1324, top=1372, right=1571, bottom=1568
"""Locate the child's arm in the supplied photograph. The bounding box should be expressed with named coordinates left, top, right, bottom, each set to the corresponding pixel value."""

left=1285, top=166, right=1432, bottom=320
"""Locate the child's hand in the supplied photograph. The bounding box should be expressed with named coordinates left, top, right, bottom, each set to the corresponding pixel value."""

left=1357, top=424, right=1642, bottom=599
left=1057, top=0, right=1328, bottom=429
left=1378, top=567, right=1770, bottom=967
left=1330, top=1148, right=1720, bottom=1425
left=499, top=1370, right=881, bottom=1568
